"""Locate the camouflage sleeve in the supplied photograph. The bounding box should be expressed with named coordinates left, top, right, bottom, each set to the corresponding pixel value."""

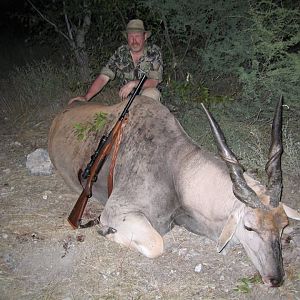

left=100, top=46, right=125, bottom=80
left=148, top=45, right=163, bottom=82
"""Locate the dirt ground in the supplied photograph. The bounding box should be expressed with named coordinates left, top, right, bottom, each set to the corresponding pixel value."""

left=0, top=110, right=299, bottom=300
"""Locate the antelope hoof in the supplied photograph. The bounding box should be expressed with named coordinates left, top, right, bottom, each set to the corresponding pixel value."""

left=97, top=226, right=117, bottom=236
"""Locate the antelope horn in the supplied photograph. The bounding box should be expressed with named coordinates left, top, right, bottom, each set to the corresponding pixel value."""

left=265, top=96, right=283, bottom=207
left=201, top=103, right=266, bottom=209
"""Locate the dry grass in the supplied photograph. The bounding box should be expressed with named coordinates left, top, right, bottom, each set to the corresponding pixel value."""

left=178, top=103, right=300, bottom=181
left=0, top=60, right=75, bottom=128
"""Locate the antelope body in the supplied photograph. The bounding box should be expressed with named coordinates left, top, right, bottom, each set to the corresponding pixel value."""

left=48, top=95, right=299, bottom=287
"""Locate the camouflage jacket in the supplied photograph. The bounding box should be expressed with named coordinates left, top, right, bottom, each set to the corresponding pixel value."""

left=100, top=44, right=163, bottom=86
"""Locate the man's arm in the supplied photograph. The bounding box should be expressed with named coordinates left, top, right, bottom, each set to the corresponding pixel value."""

left=68, top=74, right=110, bottom=105
left=84, top=74, right=110, bottom=101
left=119, top=78, right=159, bottom=99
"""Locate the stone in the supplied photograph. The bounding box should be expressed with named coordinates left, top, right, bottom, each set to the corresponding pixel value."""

left=194, top=263, right=203, bottom=273
left=26, top=148, right=54, bottom=175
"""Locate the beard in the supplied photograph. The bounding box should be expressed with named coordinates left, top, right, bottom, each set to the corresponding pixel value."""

left=129, top=43, right=143, bottom=52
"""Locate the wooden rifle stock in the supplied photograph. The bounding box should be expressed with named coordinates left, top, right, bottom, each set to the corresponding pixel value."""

left=67, top=189, right=90, bottom=229
left=67, top=121, right=122, bottom=229
left=67, top=74, right=147, bottom=229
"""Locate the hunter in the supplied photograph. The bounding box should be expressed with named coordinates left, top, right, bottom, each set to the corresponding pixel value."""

left=69, top=19, right=163, bottom=105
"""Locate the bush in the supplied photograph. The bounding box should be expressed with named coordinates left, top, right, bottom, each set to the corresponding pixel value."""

left=141, top=0, right=300, bottom=113
left=237, top=1, right=300, bottom=109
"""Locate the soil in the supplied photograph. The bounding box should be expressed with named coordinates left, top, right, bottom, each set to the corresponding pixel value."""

left=0, top=110, right=299, bottom=300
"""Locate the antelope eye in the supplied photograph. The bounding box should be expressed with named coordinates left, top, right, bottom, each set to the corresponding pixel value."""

left=244, top=225, right=254, bottom=232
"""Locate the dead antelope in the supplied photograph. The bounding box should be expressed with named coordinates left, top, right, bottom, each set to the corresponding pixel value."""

left=48, top=94, right=299, bottom=287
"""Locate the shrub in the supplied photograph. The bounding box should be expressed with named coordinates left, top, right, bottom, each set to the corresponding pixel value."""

left=237, top=1, right=300, bottom=109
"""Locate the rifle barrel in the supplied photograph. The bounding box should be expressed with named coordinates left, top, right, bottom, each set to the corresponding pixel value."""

left=120, top=74, right=147, bottom=120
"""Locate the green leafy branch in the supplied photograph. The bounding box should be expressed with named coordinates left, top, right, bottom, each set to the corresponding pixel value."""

left=73, top=112, right=107, bottom=141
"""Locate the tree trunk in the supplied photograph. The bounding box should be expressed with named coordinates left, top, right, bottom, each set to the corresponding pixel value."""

left=74, top=10, right=91, bottom=82
left=64, top=3, right=91, bottom=83
left=27, top=0, right=92, bottom=82
left=73, top=10, right=91, bottom=83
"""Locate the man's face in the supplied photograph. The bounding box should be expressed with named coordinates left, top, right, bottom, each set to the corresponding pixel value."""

left=127, top=32, right=146, bottom=53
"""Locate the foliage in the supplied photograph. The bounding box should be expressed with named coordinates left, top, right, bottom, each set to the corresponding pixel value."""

left=139, top=0, right=209, bottom=79
left=73, top=112, right=107, bottom=140
left=17, top=0, right=300, bottom=113
left=140, top=1, right=251, bottom=78
left=234, top=274, right=262, bottom=293
left=162, top=75, right=232, bottom=115
left=22, top=0, right=300, bottom=110
left=238, top=1, right=300, bottom=107
left=22, top=0, right=139, bottom=81
left=140, top=0, right=300, bottom=111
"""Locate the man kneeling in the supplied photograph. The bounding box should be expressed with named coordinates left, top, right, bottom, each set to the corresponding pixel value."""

left=69, top=19, right=163, bottom=105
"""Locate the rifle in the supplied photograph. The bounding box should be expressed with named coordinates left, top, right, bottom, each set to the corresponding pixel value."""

left=68, top=75, right=147, bottom=229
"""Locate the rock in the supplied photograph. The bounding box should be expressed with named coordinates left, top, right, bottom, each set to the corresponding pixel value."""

left=26, top=148, right=54, bottom=175
left=42, top=190, right=52, bottom=200
left=178, top=248, right=188, bottom=256
left=194, top=263, right=203, bottom=273
left=3, top=169, right=11, bottom=174
left=3, top=253, right=16, bottom=271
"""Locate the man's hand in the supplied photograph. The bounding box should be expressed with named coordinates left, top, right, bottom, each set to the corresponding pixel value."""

left=68, top=96, right=88, bottom=106
left=119, top=81, right=137, bottom=100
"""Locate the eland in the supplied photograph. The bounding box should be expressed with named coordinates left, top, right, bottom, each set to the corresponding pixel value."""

left=48, top=94, right=299, bottom=287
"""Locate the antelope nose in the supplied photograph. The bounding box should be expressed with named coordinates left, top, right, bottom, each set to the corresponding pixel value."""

left=263, top=276, right=283, bottom=287
left=269, top=277, right=282, bottom=287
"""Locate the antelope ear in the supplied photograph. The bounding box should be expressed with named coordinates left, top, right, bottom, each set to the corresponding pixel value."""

left=282, top=204, right=300, bottom=221
left=217, top=213, right=239, bottom=253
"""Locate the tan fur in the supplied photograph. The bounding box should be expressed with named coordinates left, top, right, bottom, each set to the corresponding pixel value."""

left=102, top=213, right=164, bottom=258
left=141, top=87, right=161, bottom=101
left=248, top=205, right=288, bottom=234
left=48, top=97, right=299, bottom=287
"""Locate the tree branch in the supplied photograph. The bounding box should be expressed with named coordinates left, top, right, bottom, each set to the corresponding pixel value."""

left=161, top=16, right=176, bottom=65
left=26, top=0, right=70, bottom=42
left=179, top=26, right=193, bottom=66
left=63, top=1, right=75, bottom=48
